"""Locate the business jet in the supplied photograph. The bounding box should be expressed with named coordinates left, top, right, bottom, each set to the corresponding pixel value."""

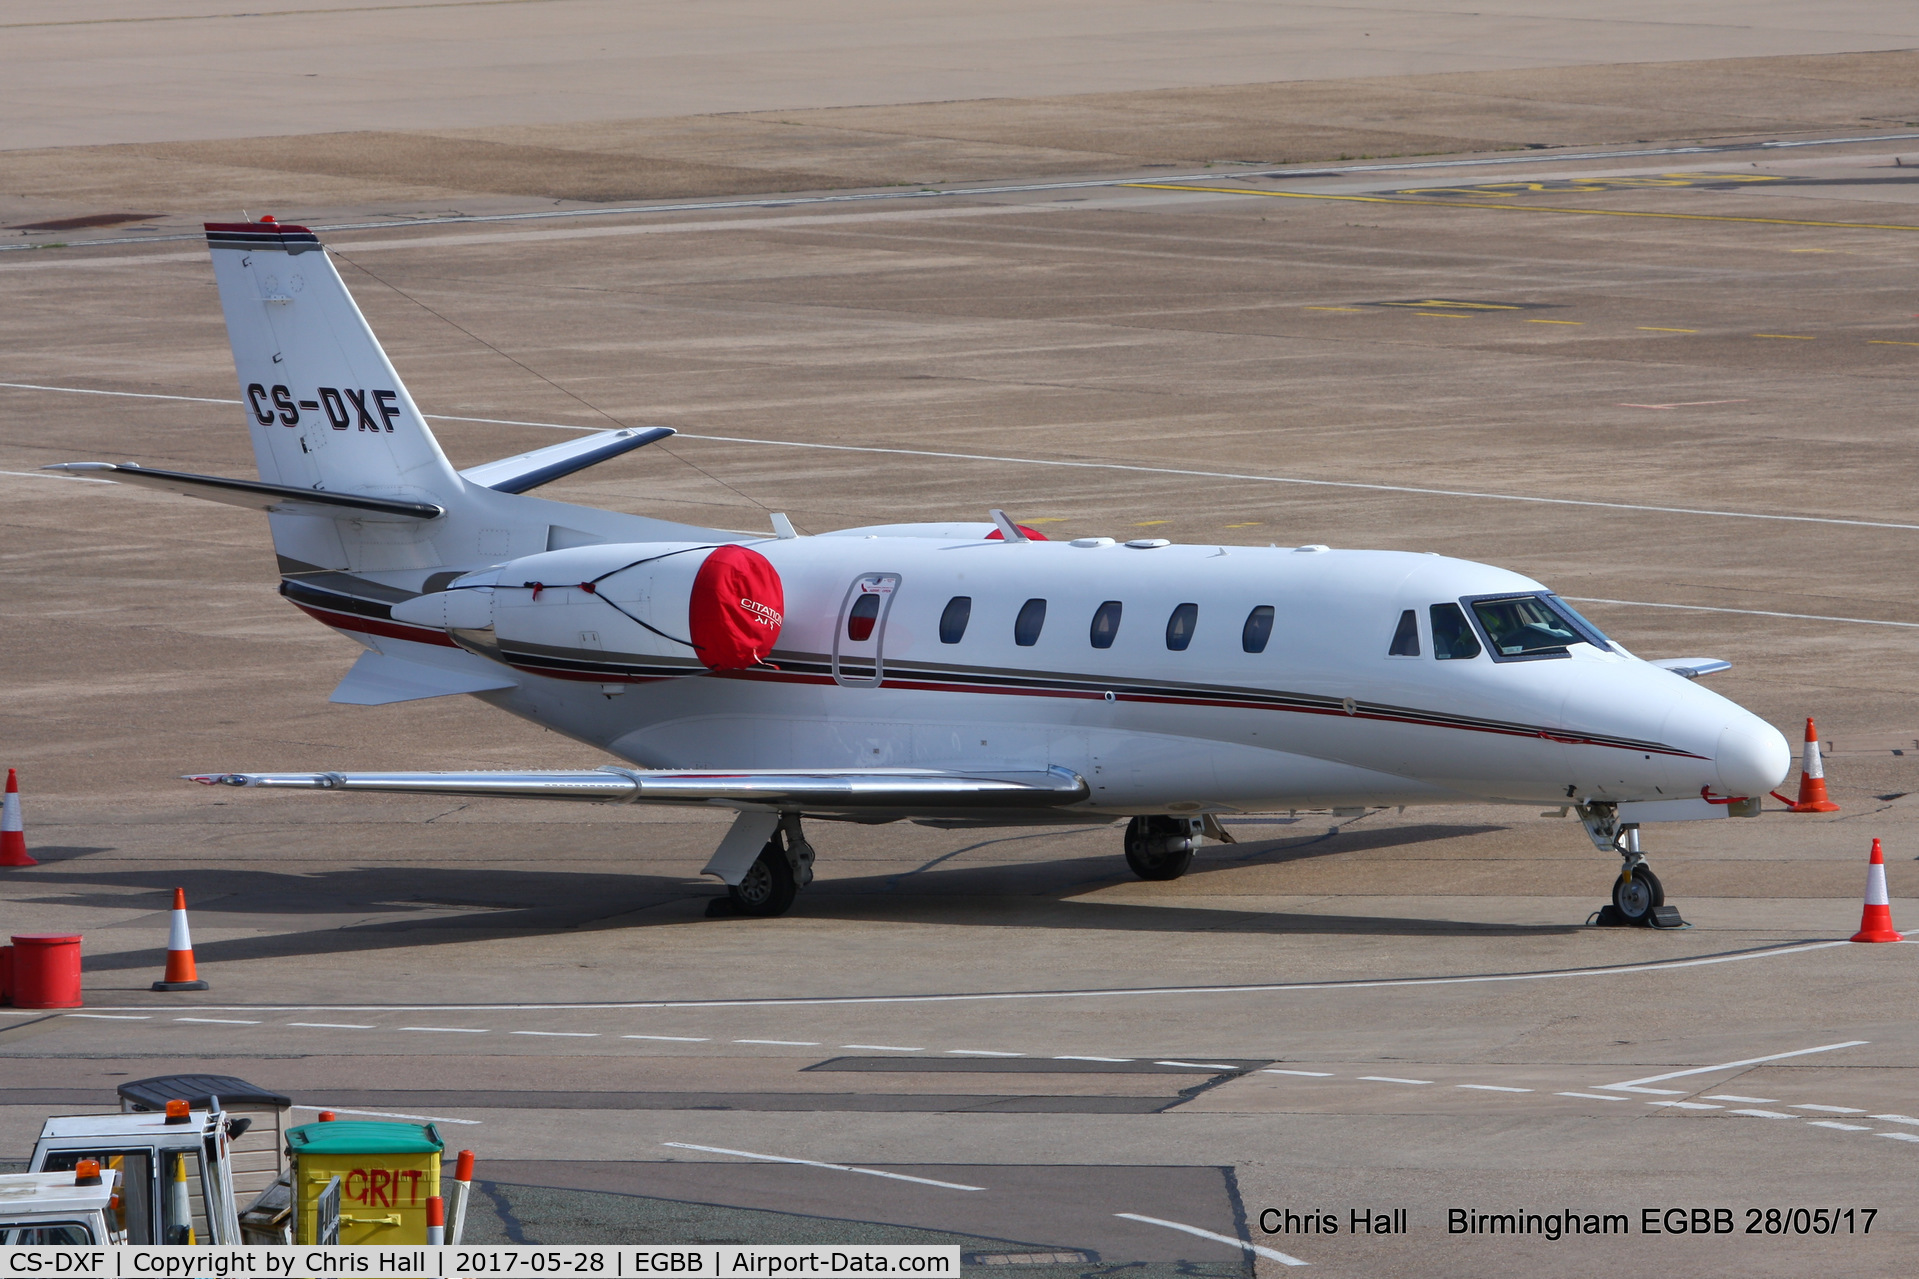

left=49, top=218, right=1791, bottom=923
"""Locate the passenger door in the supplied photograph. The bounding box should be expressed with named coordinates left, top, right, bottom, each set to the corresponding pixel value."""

left=833, top=573, right=901, bottom=686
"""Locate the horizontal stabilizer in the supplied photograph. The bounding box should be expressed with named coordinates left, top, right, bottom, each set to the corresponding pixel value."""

left=42, top=463, right=443, bottom=521
left=1649, top=657, right=1732, bottom=680
left=187, top=765, right=1090, bottom=814
left=328, top=651, right=517, bottom=705
left=459, top=427, right=675, bottom=494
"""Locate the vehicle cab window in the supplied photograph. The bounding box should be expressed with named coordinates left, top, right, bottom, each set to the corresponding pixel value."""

left=1467, top=594, right=1596, bottom=661
left=1430, top=603, right=1480, bottom=660
left=1387, top=609, right=1420, bottom=656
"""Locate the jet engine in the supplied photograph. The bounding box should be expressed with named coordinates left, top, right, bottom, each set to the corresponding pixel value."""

left=390, top=542, right=784, bottom=672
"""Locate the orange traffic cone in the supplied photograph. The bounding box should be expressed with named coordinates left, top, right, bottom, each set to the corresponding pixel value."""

left=1770, top=717, right=1840, bottom=812
left=1851, top=839, right=1902, bottom=942
left=151, top=889, right=209, bottom=991
left=1, top=770, right=34, bottom=867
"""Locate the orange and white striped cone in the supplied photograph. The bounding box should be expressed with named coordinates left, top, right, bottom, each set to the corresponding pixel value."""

left=151, top=888, right=209, bottom=991
left=1, top=770, right=34, bottom=867
left=1851, top=839, right=1902, bottom=942
left=1770, top=717, right=1840, bottom=812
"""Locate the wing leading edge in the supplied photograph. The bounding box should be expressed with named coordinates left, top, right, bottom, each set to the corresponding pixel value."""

left=186, top=766, right=1090, bottom=817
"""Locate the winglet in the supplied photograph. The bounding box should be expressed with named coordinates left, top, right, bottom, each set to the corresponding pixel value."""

left=988, top=509, right=1030, bottom=542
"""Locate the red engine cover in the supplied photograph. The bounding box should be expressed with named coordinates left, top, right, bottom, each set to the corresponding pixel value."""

left=688, top=544, right=785, bottom=669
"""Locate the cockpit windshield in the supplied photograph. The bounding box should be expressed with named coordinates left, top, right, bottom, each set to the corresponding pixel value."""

left=1468, top=594, right=1606, bottom=659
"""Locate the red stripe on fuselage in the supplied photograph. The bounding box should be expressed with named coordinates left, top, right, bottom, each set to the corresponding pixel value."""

left=292, top=602, right=460, bottom=648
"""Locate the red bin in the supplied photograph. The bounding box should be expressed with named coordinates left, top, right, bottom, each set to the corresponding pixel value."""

left=10, top=934, right=82, bottom=1008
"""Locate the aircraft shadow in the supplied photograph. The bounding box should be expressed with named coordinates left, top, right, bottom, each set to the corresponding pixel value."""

left=44, top=821, right=1579, bottom=974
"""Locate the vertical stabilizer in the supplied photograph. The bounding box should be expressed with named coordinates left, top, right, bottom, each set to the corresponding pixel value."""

left=205, top=220, right=463, bottom=506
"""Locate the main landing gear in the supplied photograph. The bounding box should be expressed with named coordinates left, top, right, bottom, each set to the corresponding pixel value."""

left=1577, top=802, right=1685, bottom=929
left=1123, top=815, right=1235, bottom=881
left=708, top=813, right=815, bottom=918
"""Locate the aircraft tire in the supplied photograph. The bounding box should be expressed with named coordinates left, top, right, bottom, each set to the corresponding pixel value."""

left=729, top=843, right=798, bottom=917
left=1124, top=815, right=1196, bottom=881
left=1610, top=864, right=1664, bottom=924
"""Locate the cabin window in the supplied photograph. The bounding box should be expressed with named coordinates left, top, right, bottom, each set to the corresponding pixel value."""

left=939, top=596, right=971, bottom=644
left=1469, top=595, right=1583, bottom=659
left=846, top=592, right=881, bottom=642
left=1165, top=602, right=1199, bottom=651
left=1089, top=600, right=1123, bottom=649
left=1388, top=609, right=1420, bottom=657
left=1430, top=603, right=1481, bottom=660
left=1242, top=605, right=1275, bottom=654
left=1015, top=598, right=1047, bottom=646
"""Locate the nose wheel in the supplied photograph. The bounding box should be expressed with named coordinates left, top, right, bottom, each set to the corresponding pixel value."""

left=1577, top=806, right=1687, bottom=929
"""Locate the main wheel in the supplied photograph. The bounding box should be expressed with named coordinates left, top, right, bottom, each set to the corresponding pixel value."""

left=1124, top=815, right=1196, bottom=881
left=729, top=842, right=798, bottom=917
left=1611, top=864, right=1665, bottom=924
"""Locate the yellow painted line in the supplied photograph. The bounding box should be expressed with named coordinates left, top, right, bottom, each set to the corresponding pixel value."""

left=1638, top=327, right=1698, bottom=333
left=1224, top=522, right=1262, bottom=528
left=1868, top=340, right=1919, bottom=347
left=1134, top=520, right=1169, bottom=526
left=1021, top=517, right=1066, bottom=524
left=1527, top=319, right=1582, bottom=325
left=1754, top=333, right=1815, bottom=339
left=1121, top=183, right=1919, bottom=233
left=1303, top=306, right=1364, bottom=312
left=1417, top=312, right=1467, bottom=318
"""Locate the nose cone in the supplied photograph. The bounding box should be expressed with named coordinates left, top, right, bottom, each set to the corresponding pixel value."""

left=1716, top=719, right=1791, bottom=796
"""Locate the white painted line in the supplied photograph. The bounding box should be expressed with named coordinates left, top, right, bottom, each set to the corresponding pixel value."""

left=661, top=1142, right=982, bottom=1191
left=291, top=1104, right=481, bottom=1125
left=1808, top=1121, right=1872, bottom=1131
left=1114, top=1213, right=1307, bottom=1267
left=17, top=379, right=1919, bottom=534
left=61, top=941, right=1857, bottom=1015
left=510, top=1030, right=599, bottom=1038
left=1703, top=1095, right=1776, bottom=1103
left=66, top=1013, right=148, bottom=1020
left=1057, top=1056, right=1132, bottom=1063
left=1879, top=1132, right=1919, bottom=1143
left=842, top=1044, right=923, bottom=1052
left=1557, top=1092, right=1629, bottom=1101
left=623, top=1035, right=710, bottom=1042
left=1458, top=1085, right=1532, bottom=1093
left=288, top=1022, right=375, bottom=1029
left=1791, top=1104, right=1866, bottom=1113
left=1566, top=597, right=1919, bottom=631
left=735, top=1039, right=820, bottom=1046
left=1156, top=1061, right=1240, bottom=1070
left=1730, top=1109, right=1799, bottom=1119
left=1263, top=1070, right=1335, bottom=1078
left=947, top=1050, right=1022, bottom=1057
left=1359, top=1076, right=1433, bottom=1085
left=1599, top=1041, right=1869, bottom=1093
left=174, top=1017, right=260, bottom=1025
left=1619, top=1088, right=1687, bottom=1095
left=1870, top=1114, right=1919, bottom=1126
left=400, top=1026, right=489, bottom=1033
left=1648, top=1101, right=1721, bottom=1110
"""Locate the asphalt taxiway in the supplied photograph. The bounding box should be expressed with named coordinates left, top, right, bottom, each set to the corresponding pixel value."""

left=5, top=26, right=1919, bottom=1278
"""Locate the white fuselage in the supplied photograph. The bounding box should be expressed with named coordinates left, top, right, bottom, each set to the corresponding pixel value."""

left=319, top=528, right=1790, bottom=818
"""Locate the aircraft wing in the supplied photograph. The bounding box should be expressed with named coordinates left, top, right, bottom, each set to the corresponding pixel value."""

left=1649, top=657, right=1732, bottom=679
left=186, top=765, right=1090, bottom=816
left=42, top=463, right=443, bottom=521
left=457, top=426, right=675, bottom=494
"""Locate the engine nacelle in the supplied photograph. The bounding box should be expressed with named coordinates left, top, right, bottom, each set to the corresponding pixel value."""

left=390, top=542, right=784, bottom=672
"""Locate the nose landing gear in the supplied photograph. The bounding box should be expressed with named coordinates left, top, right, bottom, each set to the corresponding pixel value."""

left=1578, top=803, right=1686, bottom=929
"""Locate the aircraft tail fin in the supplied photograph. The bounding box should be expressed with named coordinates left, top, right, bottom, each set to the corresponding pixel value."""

left=205, top=219, right=465, bottom=514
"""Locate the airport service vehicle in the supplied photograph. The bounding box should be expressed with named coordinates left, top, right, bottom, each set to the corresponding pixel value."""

left=0, top=1168, right=121, bottom=1245
left=28, top=1104, right=241, bottom=1244
left=48, top=219, right=1791, bottom=923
